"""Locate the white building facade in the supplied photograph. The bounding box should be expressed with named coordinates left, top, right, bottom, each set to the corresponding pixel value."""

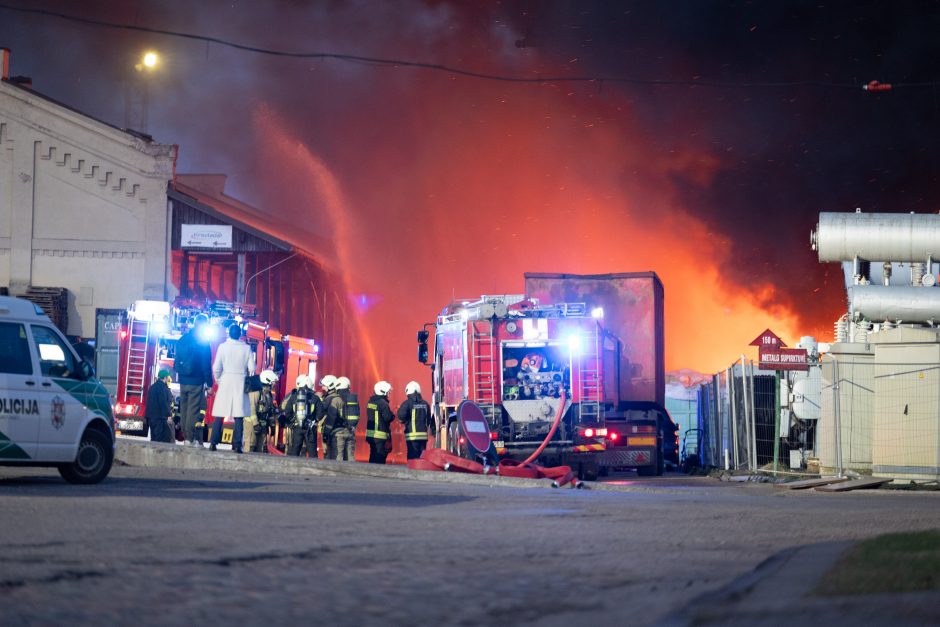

left=0, top=70, right=177, bottom=337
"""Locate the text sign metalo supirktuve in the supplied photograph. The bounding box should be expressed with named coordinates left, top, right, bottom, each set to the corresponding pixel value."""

left=759, top=347, right=808, bottom=371
left=181, top=224, right=233, bottom=249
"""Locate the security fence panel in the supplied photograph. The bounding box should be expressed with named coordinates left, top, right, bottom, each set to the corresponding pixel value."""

left=752, top=373, right=783, bottom=469
left=872, top=360, right=940, bottom=482
left=820, top=349, right=875, bottom=476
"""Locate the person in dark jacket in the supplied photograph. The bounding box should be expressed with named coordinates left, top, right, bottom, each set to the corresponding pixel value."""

left=366, top=381, right=394, bottom=464
left=396, top=381, right=432, bottom=460
left=176, top=314, right=214, bottom=447
left=145, top=369, right=175, bottom=443
left=323, top=379, right=353, bottom=460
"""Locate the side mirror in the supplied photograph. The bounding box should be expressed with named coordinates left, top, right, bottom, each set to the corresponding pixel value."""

left=417, top=329, right=429, bottom=364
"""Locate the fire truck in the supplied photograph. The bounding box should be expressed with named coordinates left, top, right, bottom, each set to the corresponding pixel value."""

left=421, top=272, right=678, bottom=480
left=114, top=299, right=318, bottom=446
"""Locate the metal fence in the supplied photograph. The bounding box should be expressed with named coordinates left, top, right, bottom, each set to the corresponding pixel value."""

left=693, top=356, right=940, bottom=481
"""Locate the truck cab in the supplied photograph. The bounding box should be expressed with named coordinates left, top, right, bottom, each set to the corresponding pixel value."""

left=0, top=296, right=115, bottom=484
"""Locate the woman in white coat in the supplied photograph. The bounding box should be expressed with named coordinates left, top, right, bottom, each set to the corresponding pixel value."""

left=209, top=323, right=254, bottom=453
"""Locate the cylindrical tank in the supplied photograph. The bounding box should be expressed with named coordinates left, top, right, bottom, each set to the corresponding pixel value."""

left=849, top=285, right=940, bottom=322
left=813, top=212, right=940, bottom=262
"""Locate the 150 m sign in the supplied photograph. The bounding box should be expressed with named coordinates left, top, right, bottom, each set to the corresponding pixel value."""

left=181, top=224, right=232, bottom=249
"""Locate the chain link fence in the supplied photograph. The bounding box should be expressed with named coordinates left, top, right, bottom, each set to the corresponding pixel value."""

left=691, top=355, right=940, bottom=481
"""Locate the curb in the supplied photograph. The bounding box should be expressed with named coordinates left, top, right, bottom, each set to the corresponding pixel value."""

left=114, top=439, right=703, bottom=494
left=658, top=540, right=940, bottom=626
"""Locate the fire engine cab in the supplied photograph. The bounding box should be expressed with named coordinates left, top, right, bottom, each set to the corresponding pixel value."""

left=114, top=299, right=318, bottom=445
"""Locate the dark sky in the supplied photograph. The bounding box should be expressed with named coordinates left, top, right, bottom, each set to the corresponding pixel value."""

left=2, top=0, right=938, bottom=385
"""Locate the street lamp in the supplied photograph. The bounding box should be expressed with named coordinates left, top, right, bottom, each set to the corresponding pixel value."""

left=127, top=50, right=159, bottom=132
left=136, top=51, right=160, bottom=72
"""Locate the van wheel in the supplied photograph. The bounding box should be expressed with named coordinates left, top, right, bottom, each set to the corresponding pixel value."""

left=58, top=429, right=113, bottom=485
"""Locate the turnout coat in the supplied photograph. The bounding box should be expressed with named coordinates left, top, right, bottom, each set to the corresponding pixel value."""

left=211, top=338, right=254, bottom=417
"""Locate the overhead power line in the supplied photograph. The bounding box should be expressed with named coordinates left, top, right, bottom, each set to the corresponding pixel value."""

left=1, top=2, right=937, bottom=91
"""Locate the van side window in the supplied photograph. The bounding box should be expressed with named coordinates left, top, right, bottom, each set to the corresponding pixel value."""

left=0, top=322, right=33, bottom=375
left=31, top=325, right=79, bottom=379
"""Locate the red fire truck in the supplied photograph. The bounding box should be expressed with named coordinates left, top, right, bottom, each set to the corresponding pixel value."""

left=114, top=299, right=318, bottom=446
left=421, top=272, right=678, bottom=480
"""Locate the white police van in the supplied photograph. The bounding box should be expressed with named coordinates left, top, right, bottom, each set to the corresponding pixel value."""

left=0, top=296, right=114, bottom=484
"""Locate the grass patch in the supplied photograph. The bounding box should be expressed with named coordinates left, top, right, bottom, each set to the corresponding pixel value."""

left=815, top=530, right=940, bottom=595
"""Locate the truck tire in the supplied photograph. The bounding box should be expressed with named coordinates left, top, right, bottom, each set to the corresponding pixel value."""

left=579, top=462, right=599, bottom=481
left=58, top=428, right=113, bottom=485
left=447, top=422, right=462, bottom=457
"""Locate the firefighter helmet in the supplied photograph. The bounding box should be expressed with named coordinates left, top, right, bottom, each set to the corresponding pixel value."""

left=405, top=380, right=421, bottom=395
left=320, top=374, right=338, bottom=391
left=260, top=369, right=278, bottom=385
left=295, top=374, right=312, bottom=389
left=374, top=380, right=392, bottom=396
left=336, top=376, right=351, bottom=390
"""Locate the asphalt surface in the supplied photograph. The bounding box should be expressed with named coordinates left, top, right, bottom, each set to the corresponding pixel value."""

left=1, top=455, right=939, bottom=626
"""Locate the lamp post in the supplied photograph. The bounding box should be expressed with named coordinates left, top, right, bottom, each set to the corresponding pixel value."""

left=126, top=50, right=159, bottom=132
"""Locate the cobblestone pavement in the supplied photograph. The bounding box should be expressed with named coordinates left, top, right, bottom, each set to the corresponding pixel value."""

left=1, top=465, right=937, bottom=626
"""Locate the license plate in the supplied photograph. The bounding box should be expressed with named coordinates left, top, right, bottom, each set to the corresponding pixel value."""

left=628, top=436, right=656, bottom=447
left=119, top=420, right=144, bottom=431
left=494, top=441, right=504, bottom=448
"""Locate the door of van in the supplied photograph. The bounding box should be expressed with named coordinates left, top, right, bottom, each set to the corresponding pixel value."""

left=0, top=321, right=41, bottom=460
left=30, top=324, right=88, bottom=462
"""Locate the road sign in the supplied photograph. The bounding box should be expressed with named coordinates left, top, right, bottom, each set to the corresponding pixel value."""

left=181, top=224, right=232, bottom=249
left=749, top=328, right=787, bottom=348
left=759, top=347, right=808, bottom=371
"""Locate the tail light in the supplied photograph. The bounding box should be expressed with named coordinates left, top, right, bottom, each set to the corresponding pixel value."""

left=490, top=432, right=499, bottom=441
left=458, top=436, right=466, bottom=445
left=609, top=432, right=619, bottom=441
left=120, top=328, right=128, bottom=340
left=584, top=427, right=595, bottom=438
left=582, top=427, right=607, bottom=438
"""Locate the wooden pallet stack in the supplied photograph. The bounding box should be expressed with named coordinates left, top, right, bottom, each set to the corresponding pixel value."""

left=23, top=286, right=69, bottom=332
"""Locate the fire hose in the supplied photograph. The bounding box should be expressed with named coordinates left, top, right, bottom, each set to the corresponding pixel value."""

left=408, top=392, right=583, bottom=488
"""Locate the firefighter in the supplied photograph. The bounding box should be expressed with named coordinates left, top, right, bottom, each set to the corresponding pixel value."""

left=397, top=381, right=432, bottom=460
left=245, top=369, right=278, bottom=453
left=176, top=314, right=214, bottom=447
left=145, top=369, right=175, bottom=443
left=338, top=376, right=360, bottom=459
left=366, top=381, right=394, bottom=464
left=323, top=376, right=354, bottom=461
left=317, top=375, right=339, bottom=459
left=281, top=374, right=316, bottom=456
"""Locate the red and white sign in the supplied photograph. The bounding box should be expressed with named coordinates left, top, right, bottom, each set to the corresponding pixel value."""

left=749, top=328, right=787, bottom=348
left=759, top=347, right=808, bottom=371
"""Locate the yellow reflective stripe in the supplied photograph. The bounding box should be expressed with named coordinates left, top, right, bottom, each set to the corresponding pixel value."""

left=407, top=406, right=427, bottom=439
left=366, top=405, right=388, bottom=439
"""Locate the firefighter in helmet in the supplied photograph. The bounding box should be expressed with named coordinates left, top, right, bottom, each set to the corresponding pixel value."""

left=339, top=376, right=360, bottom=458
left=281, top=374, right=318, bottom=456
left=324, top=376, right=355, bottom=461
left=317, top=375, right=338, bottom=458
left=396, top=380, right=433, bottom=460
left=366, top=381, right=394, bottom=464
left=245, top=369, right=278, bottom=453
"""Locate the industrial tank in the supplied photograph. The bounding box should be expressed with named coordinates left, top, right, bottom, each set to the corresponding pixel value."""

left=813, top=211, right=940, bottom=263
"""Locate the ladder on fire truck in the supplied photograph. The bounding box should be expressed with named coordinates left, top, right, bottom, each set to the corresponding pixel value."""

left=578, top=328, right=602, bottom=423
left=471, top=321, right=498, bottom=422
left=123, top=317, right=151, bottom=402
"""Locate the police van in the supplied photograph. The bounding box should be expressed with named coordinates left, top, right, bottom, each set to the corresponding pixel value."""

left=0, top=296, right=114, bottom=484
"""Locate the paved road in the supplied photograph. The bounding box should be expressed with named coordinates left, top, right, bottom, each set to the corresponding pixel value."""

left=1, top=465, right=937, bottom=625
